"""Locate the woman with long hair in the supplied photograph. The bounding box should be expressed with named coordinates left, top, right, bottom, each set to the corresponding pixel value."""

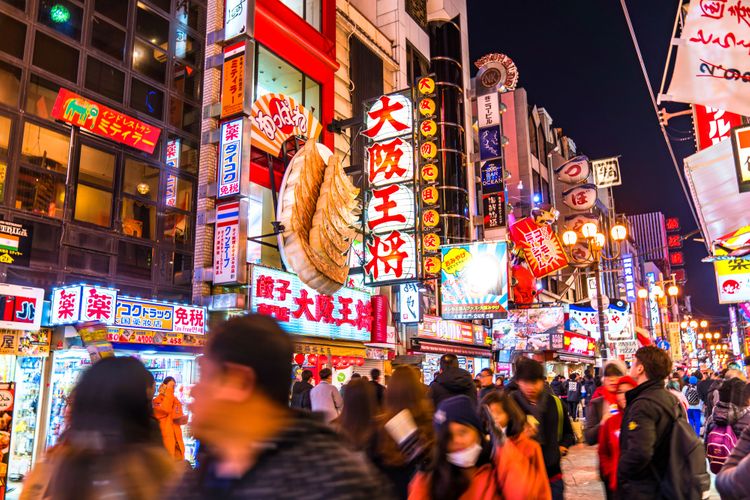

left=21, top=357, right=175, bottom=500
left=333, top=377, right=378, bottom=451
left=408, top=395, right=550, bottom=500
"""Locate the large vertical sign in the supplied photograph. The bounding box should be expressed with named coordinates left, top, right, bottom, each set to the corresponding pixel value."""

left=224, top=0, right=253, bottom=41
left=213, top=199, right=248, bottom=284
left=221, top=40, right=253, bottom=118
left=217, top=118, right=246, bottom=198
left=693, top=105, right=743, bottom=151
left=622, top=253, right=637, bottom=303
left=363, top=91, right=420, bottom=285
left=399, top=283, right=421, bottom=324
left=165, top=139, right=180, bottom=207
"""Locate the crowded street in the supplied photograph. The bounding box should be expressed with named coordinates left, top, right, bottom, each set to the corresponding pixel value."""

left=0, top=0, right=749, bottom=499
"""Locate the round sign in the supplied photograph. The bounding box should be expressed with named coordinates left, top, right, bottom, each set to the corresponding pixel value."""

left=417, top=77, right=436, bottom=95
left=419, top=98, right=436, bottom=116
left=420, top=119, right=437, bottom=138
left=424, top=256, right=441, bottom=275
left=420, top=141, right=437, bottom=160
left=423, top=233, right=441, bottom=251
left=421, top=186, right=439, bottom=205
left=0, top=389, right=13, bottom=412
left=421, top=163, right=439, bottom=182
left=423, top=209, right=440, bottom=227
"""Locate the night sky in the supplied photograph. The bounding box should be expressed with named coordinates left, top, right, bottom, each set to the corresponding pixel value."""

left=467, top=0, right=728, bottom=323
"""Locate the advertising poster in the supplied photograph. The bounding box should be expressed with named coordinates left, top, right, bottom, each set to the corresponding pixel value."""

left=715, top=256, right=750, bottom=304
left=567, top=299, right=632, bottom=341
left=0, top=284, right=44, bottom=331
left=0, top=382, right=14, bottom=499
left=509, top=218, right=568, bottom=278
left=440, top=242, right=508, bottom=320
left=492, top=307, right=564, bottom=352
left=0, top=221, right=31, bottom=267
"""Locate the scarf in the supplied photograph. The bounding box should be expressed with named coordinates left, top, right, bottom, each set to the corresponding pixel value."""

left=592, top=385, right=618, bottom=406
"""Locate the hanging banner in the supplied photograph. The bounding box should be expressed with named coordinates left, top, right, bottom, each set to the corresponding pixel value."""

left=622, top=253, right=637, bottom=303
left=250, top=93, right=322, bottom=157
left=694, top=105, right=743, bottom=151
left=567, top=300, right=632, bottom=340
left=440, top=242, right=509, bottom=320
left=555, top=155, right=590, bottom=185
left=221, top=39, right=253, bottom=119
left=217, top=118, right=249, bottom=198
left=213, top=199, right=248, bottom=285
left=730, top=124, right=750, bottom=192
left=715, top=256, right=750, bottom=304
left=509, top=217, right=568, bottom=278
left=666, top=0, right=750, bottom=116
left=224, top=0, right=254, bottom=41
left=399, top=283, right=421, bottom=324
left=51, top=88, right=160, bottom=154
left=592, top=156, right=622, bottom=188
left=561, top=184, right=598, bottom=211
left=0, top=284, right=44, bottom=331
left=0, top=221, right=32, bottom=267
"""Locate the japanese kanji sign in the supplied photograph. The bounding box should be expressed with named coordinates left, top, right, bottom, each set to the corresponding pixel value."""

left=715, top=254, right=750, bottom=304
left=221, top=40, right=252, bottom=118
left=51, top=88, right=160, bottom=154
left=622, top=253, right=637, bottom=303
left=731, top=124, right=750, bottom=192
left=0, top=284, right=44, bottom=331
left=365, top=231, right=419, bottom=283
left=592, top=156, right=622, bottom=188
left=114, top=297, right=206, bottom=334
left=51, top=285, right=118, bottom=325
left=367, top=137, right=414, bottom=187
left=555, top=155, right=590, bottom=185
left=665, top=217, right=680, bottom=232
left=399, top=283, right=421, bottom=324
left=165, top=138, right=179, bottom=207
left=509, top=218, right=568, bottom=278
left=561, top=183, right=598, bottom=211
left=250, top=265, right=372, bottom=341
left=694, top=105, right=743, bottom=151
left=0, top=220, right=32, bottom=267
left=562, top=330, right=596, bottom=357
left=363, top=94, right=413, bottom=142
left=477, top=92, right=501, bottom=128
left=250, top=93, right=321, bottom=156
left=440, top=242, right=509, bottom=320
left=567, top=299, right=631, bottom=341
left=224, top=0, right=252, bottom=41
left=366, top=184, right=415, bottom=233
left=218, top=118, right=246, bottom=198
left=213, top=199, right=248, bottom=285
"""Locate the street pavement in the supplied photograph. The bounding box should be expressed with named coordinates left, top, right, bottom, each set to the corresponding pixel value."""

left=562, top=443, right=720, bottom=500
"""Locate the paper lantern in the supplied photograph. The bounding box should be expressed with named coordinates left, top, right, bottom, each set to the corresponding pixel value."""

left=357, top=357, right=365, bottom=366
left=332, top=355, right=340, bottom=365
left=318, top=355, right=328, bottom=364
left=307, top=354, right=318, bottom=365
left=293, top=353, right=305, bottom=365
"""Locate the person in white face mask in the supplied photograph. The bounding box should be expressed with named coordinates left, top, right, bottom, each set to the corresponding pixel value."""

left=408, top=395, right=551, bottom=500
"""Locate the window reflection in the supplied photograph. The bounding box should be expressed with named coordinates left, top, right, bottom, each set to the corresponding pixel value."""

left=121, top=198, right=156, bottom=239
left=78, top=145, right=114, bottom=188
left=25, top=75, right=59, bottom=120
left=33, top=32, right=79, bottom=83
left=123, top=158, right=158, bottom=200
left=133, top=39, right=167, bottom=83
left=174, top=176, right=193, bottom=211
left=117, top=241, right=152, bottom=279
left=75, top=184, right=112, bottom=226
left=0, top=12, right=26, bottom=59
left=21, top=123, right=69, bottom=173
left=280, top=0, right=321, bottom=31
left=16, top=167, right=65, bottom=218
left=136, top=2, right=169, bottom=49
left=173, top=62, right=200, bottom=101
left=131, top=78, right=164, bottom=119
left=0, top=116, right=11, bottom=156
left=0, top=61, right=21, bottom=108
left=91, top=17, right=126, bottom=61
left=175, top=30, right=200, bottom=66
left=256, top=45, right=320, bottom=120
left=38, top=0, right=83, bottom=41
left=163, top=211, right=190, bottom=246
left=175, top=0, right=204, bottom=31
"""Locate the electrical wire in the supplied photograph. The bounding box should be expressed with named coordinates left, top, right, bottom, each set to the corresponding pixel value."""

left=619, top=0, right=702, bottom=232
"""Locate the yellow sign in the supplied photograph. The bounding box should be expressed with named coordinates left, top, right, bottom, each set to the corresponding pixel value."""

left=417, top=77, right=436, bottom=95
left=420, top=141, right=437, bottom=160
left=421, top=164, right=438, bottom=182
left=418, top=98, right=436, bottom=116
left=424, top=256, right=441, bottom=275
left=421, top=186, right=439, bottom=205
left=221, top=41, right=247, bottom=118
left=442, top=247, right=471, bottom=276
left=423, top=209, right=440, bottom=227
left=420, top=119, right=437, bottom=138
left=423, top=233, right=441, bottom=252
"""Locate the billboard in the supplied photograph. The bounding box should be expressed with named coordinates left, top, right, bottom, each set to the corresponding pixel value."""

left=492, top=307, right=564, bottom=352
left=440, top=242, right=508, bottom=320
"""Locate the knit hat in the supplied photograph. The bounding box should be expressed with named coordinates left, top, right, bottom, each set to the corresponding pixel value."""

left=603, top=359, right=628, bottom=377
left=434, top=395, right=482, bottom=434
left=689, top=375, right=698, bottom=385
left=617, top=376, right=638, bottom=389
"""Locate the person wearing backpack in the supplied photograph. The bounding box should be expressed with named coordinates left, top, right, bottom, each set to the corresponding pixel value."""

left=716, top=421, right=750, bottom=499
left=618, top=346, right=709, bottom=500
left=682, top=376, right=703, bottom=435
left=704, top=378, right=750, bottom=474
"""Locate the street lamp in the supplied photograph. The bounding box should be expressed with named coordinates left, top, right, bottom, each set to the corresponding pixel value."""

left=668, top=284, right=679, bottom=297
left=637, top=288, right=649, bottom=299
left=561, top=220, right=627, bottom=360
left=690, top=320, right=698, bottom=329
left=700, top=320, right=708, bottom=328
left=714, top=332, right=721, bottom=340
left=680, top=321, right=688, bottom=329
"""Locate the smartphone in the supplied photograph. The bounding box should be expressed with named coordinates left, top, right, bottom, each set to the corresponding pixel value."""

left=384, top=409, right=418, bottom=445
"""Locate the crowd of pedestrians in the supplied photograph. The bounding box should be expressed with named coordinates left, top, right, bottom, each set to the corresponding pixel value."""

left=16, top=314, right=750, bottom=499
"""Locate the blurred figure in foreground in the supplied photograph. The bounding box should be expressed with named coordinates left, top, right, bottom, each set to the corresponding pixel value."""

left=333, top=378, right=378, bottom=453
left=21, top=357, right=175, bottom=500
left=310, top=367, right=343, bottom=422
left=290, top=369, right=314, bottom=410
left=429, top=354, right=475, bottom=408
left=408, top=395, right=550, bottom=499
left=584, top=359, right=626, bottom=446
left=153, top=376, right=188, bottom=461
left=166, top=315, right=389, bottom=500
left=597, top=376, right=637, bottom=500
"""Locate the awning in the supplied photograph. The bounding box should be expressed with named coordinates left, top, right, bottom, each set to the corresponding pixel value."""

left=684, top=139, right=750, bottom=251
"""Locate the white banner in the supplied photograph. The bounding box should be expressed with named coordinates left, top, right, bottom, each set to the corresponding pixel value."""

left=666, top=0, right=750, bottom=115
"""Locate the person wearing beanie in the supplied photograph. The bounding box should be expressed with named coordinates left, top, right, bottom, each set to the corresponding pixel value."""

left=408, top=395, right=550, bottom=500
left=506, top=357, right=575, bottom=500
left=682, top=375, right=703, bottom=435
left=584, top=359, right=627, bottom=446
left=597, top=376, right=637, bottom=500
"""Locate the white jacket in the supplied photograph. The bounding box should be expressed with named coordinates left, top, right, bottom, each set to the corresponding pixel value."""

left=310, top=381, right=343, bottom=422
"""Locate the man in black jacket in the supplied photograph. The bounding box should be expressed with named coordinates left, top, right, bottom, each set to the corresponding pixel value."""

left=507, top=357, right=575, bottom=500
left=617, top=345, right=678, bottom=498
left=429, top=353, right=476, bottom=408
left=290, top=369, right=314, bottom=410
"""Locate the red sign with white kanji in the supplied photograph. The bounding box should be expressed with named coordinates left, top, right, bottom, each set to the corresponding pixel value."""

left=365, top=230, right=418, bottom=283
left=667, top=234, right=682, bottom=249
left=665, top=217, right=680, bottom=233
left=694, top=105, right=743, bottom=151
left=669, top=251, right=685, bottom=267
left=509, top=218, right=569, bottom=278
left=52, top=89, right=161, bottom=154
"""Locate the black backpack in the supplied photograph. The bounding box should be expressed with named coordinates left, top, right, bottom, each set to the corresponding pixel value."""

left=642, top=395, right=710, bottom=499
left=685, top=385, right=700, bottom=406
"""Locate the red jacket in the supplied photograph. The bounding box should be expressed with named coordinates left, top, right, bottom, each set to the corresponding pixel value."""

left=597, top=411, right=623, bottom=491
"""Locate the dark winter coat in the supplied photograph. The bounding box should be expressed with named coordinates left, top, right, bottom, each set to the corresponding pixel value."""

left=583, top=376, right=596, bottom=400
left=550, top=379, right=565, bottom=397
left=697, top=378, right=713, bottom=403
left=704, top=401, right=750, bottom=439
left=371, top=381, right=385, bottom=406
left=716, top=422, right=750, bottom=499
left=507, top=381, right=576, bottom=478
left=565, top=379, right=583, bottom=403
left=166, top=412, right=394, bottom=500
left=617, top=379, right=680, bottom=499
left=290, top=381, right=313, bottom=410
left=429, top=367, right=476, bottom=408
left=584, top=397, right=605, bottom=445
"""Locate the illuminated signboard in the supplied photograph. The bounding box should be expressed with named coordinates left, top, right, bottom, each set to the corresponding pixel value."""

left=622, top=253, right=637, bottom=303
left=555, top=155, right=590, bottom=185
left=224, top=0, right=252, bottom=41
left=694, top=105, right=743, bottom=151
left=418, top=316, right=477, bottom=345
left=221, top=40, right=253, bottom=118
left=562, top=183, right=598, bottom=211
left=592, top=156, right=622, bottom=188
left=218, top=118, right=244, bottom=198
left=0, top=284, right=44, bottom=331
left=567, top=300, right=631, bottom=341
left=0, top=220, right=32, bottom=267
left=715, top=256, right=750, bottom=304
left=114, top=297, right=206, bottom=334
left=562, top=330, right=596, bottom=357
left=731, top=124, right=750, bottom=192
left=509, top=217, right=568, bottom=278
left=165, top=138, right=179, bottom=207
left=51, top=88, right=160, bottom=154
left=440, top=242, right=508, bottom=320
left=50, top=285, right=118, bottom=325
left=213, top=199, right=248, bottom=285
left=363, top=93, right=414, bottom=142
left=399, top=283, right=421, bottom=324
left=249, top=265, right=372, bottom=342
left=250, top=93, right=322, bottom=156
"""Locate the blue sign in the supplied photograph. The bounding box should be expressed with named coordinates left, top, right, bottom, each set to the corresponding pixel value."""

left=479, top=126, right=501, bottom=161
left=622, top=253, right=637, bottom=303
left=480, top=161, right=503, bottom=194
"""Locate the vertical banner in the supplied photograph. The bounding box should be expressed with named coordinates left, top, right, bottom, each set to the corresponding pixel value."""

left=481, top=160, right=505, bottom=230
left=165, top=138, right=180, bottom=207
left=213, top=199, right=248, bottom=284
left=217, top=118, right=249, bottom=198
left=0, top=382, right=13, bottom=499
left=693, top=105, right=743, bottom=151
left=622, top=253, right=637, bottom=303
left=221, top=40, right=254, bottom=118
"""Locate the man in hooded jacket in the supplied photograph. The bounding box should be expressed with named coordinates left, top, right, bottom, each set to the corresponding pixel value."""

left=429, top=354, right=476, bottom=408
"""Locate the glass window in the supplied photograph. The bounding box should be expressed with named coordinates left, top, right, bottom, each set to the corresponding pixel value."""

left=94, top=0, right=128, bottom=26
left=136, top=3, right=169, bottom=49
left=21, top=122, right=69, bottom=173
left=175, top=30, right=200, bottom=66
left=0, top=61, right=21, bottom=108
left=25, top=74, right=60, bottom=120
left=78, top=145, right=115, bottom=188
left=74, top=184, right=112, bottom=226
left=85, top=57, right=125, bottom=102
left=280, top=0, right=321, bottom=31
left=117, top=241, right=152, bottom=279
left=162, top=211, right=191, bottom=246
left=170, top=136, right=198, bottom=174
left=168, top=98, right=199, bottom=135
left=133, top=39, right=167, bottom=83
left=0, top=116, right=11, bottom=156
left=37, top=0, right=83, bottom=40
left=171, top=252, right=192, bottom=285
left=33, top=31, right=79, bottom=83
left=123, top=158, right=158, bottom=200
left=91, top=17, right=125, bottom=61
left=121, top=198, right=156, bottom=239
left=305, top=78, right=320, bottom=120
left=130, top=78, right=164, bottom=120
left=173, top=176, right=193, bottom=211
left=0, top=12, right=26, bottom=59
left=172, top=62, right=200, bottom=101
left=175, top=0, right=204, bottom=31
left=15, top=219, right=62, bottom=264
left=1, top=0, right=25, bottom=11
left=147, top=0, right=170, bottom=14
left=0, top=161, right=7, bottom=202
left=256, top=46, right=303, bottom=102
left=15, top=167, right=65, bottom=218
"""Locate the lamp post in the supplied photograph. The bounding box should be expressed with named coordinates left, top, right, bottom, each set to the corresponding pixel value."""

left=562, top=221, right=628, bottom=360
left=637, top=275, right=681, bottom=340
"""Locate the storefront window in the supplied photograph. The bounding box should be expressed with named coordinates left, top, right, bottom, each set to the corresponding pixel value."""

left=123, top=158, right=159, bottom=201
left=173, top=176, right=193, bottom=211
left=117, top=240, right=152, bottom=279
left=0, top=116, right=11, bottom=157
left=75, top=184, right=112, bottom=226
left=21, top=122, right=69, bottom=173
left=15, top=218, right=62, bottom=264
left=85, top=57, right=125, bottom=102
left=0, top=61, right=21, bottom=108
left=15, top=167, right=65, bottom=218
left=0, top=12, right=26, bottom=59
left=256, top=46, right=320, bottom=119
left=280, top=0, right=321, bottom=31
left=136, top=2, right=170, bottom=49
left=305, top=78, right=320, bottom=119
left=162, top=211, right=190, bottom=246
left=91, top=17, right=126, bottom=61
left=37, top=0, right=83, bottom=41
left=74, top=145, right=114, bottom=227
left=121, top=198, right=156, bottom=239
left=94, top=0, right=128, bottom=26
left=175, top=0, right=204, bottom=31
left=25, top=75, right=59, bottom=120
left=172, top=62, right=200, bottom=101
left=130, top=78, right=164, bottom=119
left=133, top=39, right=167, bottom=83
left=32, top=31, right=80, bottom=83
